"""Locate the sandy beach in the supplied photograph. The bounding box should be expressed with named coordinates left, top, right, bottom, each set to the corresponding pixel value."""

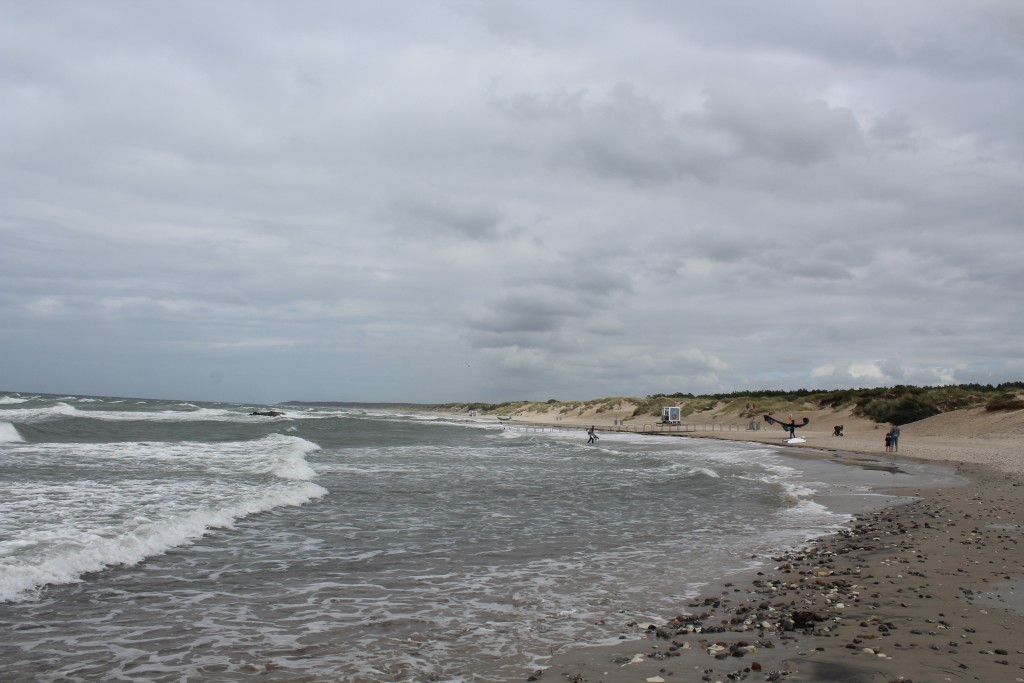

left=479, top=403, right=1024, bottom=682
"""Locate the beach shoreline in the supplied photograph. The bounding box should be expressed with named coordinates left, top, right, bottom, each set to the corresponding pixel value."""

left=476, top=413, right=1024, bottom=682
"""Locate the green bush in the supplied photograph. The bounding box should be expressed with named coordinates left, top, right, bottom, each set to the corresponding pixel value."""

left=816, top=391, right=853, bottom=409
left=445, top=382, right=1021, bottom=423
left=986, top=397, right=1024, bottom=412
left=893, top=398, right=942, bottom=424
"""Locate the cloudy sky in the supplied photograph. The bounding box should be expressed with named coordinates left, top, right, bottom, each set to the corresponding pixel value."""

left=2, top=1, right=1023, bottom=404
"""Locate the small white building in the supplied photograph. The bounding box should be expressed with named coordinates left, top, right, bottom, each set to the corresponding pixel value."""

left=661, top=406, right=681, bottom=424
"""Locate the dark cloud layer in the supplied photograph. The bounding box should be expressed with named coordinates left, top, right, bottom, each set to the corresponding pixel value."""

left=1, top=1, right=1022, bottom=403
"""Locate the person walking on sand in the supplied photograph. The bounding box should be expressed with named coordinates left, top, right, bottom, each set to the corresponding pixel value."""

left=587, top=425, right=598, bottom=444
left=890, top=424, right=901, bottom=452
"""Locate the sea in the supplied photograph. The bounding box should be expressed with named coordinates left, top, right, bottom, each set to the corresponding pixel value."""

left=0, top=391, right=960, bottom=682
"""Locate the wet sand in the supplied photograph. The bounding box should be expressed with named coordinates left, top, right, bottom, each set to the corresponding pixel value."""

left=439, top=401, right=1024, bottom=681
left=522, top=446, right=1024, bottom=683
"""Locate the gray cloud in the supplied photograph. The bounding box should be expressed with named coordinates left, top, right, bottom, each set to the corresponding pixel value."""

left=703, top=83, right=866, bottom=165
left=387, top=193, right=505, bottom=240
left=1, top=1, right=1022, bottom=403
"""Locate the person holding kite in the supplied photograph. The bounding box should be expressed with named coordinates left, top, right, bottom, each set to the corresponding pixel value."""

left=763, top=413, right=809, bottom=440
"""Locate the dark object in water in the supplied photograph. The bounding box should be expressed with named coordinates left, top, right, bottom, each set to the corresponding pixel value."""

left=251, top=410, right=285, bottom=417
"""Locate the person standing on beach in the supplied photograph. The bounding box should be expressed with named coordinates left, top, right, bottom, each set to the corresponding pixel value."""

left=890, top=424, right=901, bottom=452
left=884, top=432, right=892, bottom=452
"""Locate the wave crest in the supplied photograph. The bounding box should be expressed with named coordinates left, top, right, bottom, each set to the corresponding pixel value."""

left=259, top=434, right=321, bottom=481
left=0, top=481, right=327, bottom=603
left=0, top=422, right=23, bottom=443
left=0, top=433, right=326, bottom=603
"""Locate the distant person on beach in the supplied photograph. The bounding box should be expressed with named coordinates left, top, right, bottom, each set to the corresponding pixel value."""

left=890, top=424, right=900, bottom=452
left=587, top=426, right=598, bottom=443
left=884, top=432, right=892, bottom=452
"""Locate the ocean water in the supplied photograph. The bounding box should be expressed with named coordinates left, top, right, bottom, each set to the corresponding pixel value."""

left=0, top=392, right=952, bottom=682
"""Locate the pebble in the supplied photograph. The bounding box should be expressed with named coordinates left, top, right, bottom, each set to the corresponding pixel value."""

left=588, top=485, right=1024, bottom=683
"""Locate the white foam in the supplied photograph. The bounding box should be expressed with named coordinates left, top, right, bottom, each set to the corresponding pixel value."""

left=0, top=422, right=23, bottom=443
left=0, top=402, right=81, bottom=421
left=261, top=434, right=321, bottom=481
left=0, top=402, right=244, bottom=424
left=0, top=433, right=327, bottom=603
left=0, top=396, right=28, bottom=404
left=0, top=481, right=327, bottom=603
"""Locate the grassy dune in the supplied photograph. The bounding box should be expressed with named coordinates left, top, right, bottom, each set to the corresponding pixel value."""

left=438, top=382, right=1024, bottom=426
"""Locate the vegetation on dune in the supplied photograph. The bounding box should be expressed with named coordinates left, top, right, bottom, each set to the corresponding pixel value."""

left=637, top=383, right=1024, bottom=425
left=985, top=395, right=1024, bottom=412
left=454, top=400, right=531, bottom=415
left=436, top=382, right=1024, bottom=425
left=857, top=395, right=940, bottom=425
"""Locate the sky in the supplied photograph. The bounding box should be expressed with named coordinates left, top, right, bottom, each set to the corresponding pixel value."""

left=2, top=1, right=1023, bottom=404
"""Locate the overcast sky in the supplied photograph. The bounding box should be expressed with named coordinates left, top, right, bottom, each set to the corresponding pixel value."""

left=2, top=1, right=1023, bottom=404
